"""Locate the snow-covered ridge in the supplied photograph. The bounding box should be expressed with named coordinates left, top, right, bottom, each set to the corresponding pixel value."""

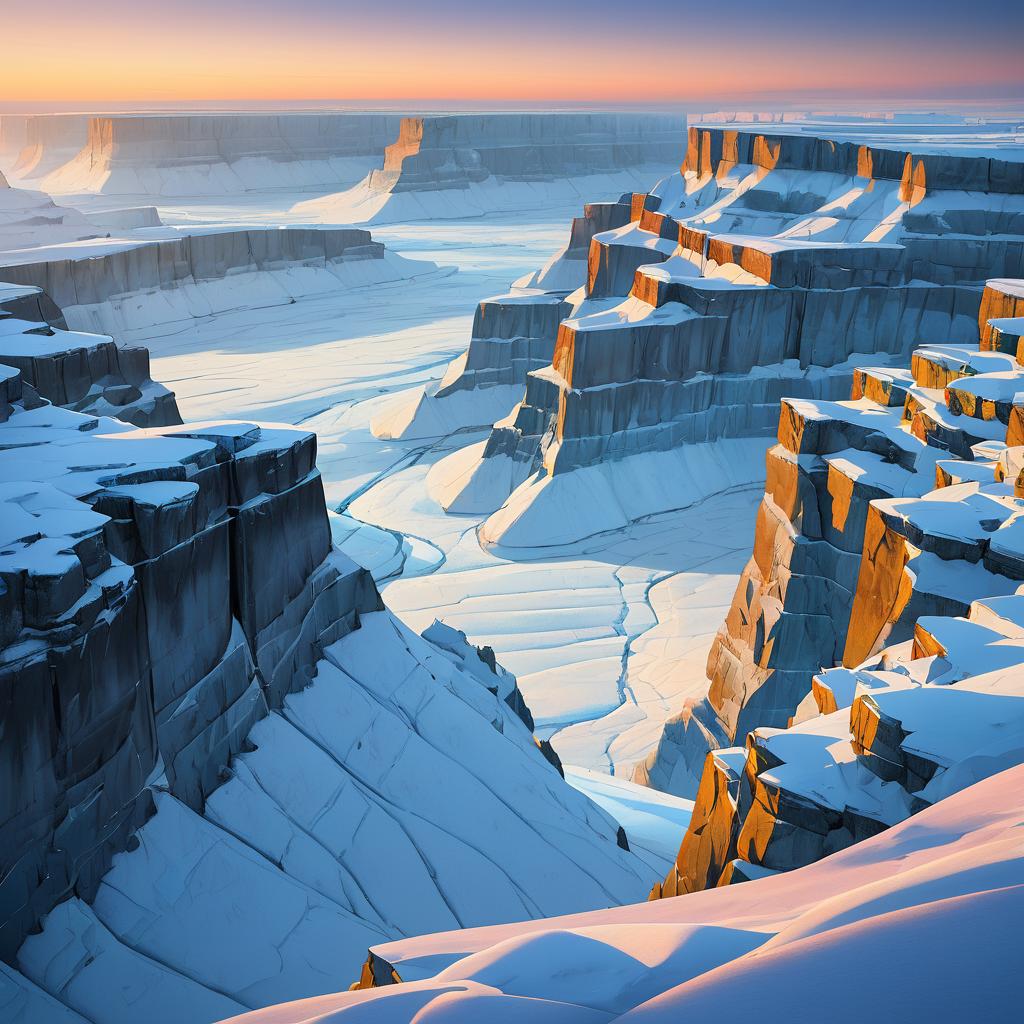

left=0, top=226, right=434, bottom=338
left=0, top=168, right=113, bottom=252
left=692, top=109, right=1024, bottom=161
left=422, top=127, right=1024, bottom=547
left=207, top=762, right=1024, bottom=1021
left=0, top=302, right=652, bottom=1021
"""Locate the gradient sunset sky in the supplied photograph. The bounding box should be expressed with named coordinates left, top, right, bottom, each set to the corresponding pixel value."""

left=5, top=0, right=1023, bottom=106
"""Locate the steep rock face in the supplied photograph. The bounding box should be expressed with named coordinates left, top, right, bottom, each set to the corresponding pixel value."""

left=34, top=113, right=404, bottom=195
left=295, top=115, right=685, bottom=224
left=374, top=197, right=634, bottom=441
left=0, top=304, right=650, bottom=1020
left=368, top=114, right=685, bottom=193
left=0, top=227, right=428, bottom=337
left=0, top=283, right=180, bottom=426
left=646, top=278, right=1024, bottom=894
left=432, top=129, right=1024, bottom=545
left=0, top=114, right=90, bottom=181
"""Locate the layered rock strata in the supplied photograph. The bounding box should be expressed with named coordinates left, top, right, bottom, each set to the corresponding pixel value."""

left=33, top=113, right=405, bottom=195
left=431, top=129, right=1024, bottom=545
left=645, top=278, right=1024, bottom=895
left=0, top=305, right=649, bottom=1019
left=367, top=114, right=685, bottom=193
left=374, top=197, right=634, bottom=440
left=0, top=226, right=425, bottom=337
left=0, top=283, right=180, bottom=426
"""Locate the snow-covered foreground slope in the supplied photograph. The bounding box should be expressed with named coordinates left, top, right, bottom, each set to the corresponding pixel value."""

left=9, top=611, right=651, bottom=1021
left=0, top=302, right=653, bottom=1022
left=215, top=762, right=1024, bottom=1022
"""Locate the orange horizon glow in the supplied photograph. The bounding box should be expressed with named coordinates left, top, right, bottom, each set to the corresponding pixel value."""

left=4, top=2, right=1022, bottom=107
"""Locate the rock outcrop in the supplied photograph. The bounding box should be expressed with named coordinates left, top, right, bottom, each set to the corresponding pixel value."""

left=0, top=295, right=651, bottom=1022
left=373, top=197, right=634, bottom=441
left=428, top=129, right=1024, bottom=547
left=645, top=278, right=1024, bottom=896
left=30, top=113, right=405, bottom=195
left=0, top=283, right=180, bottom=425
left=295, top=114, right=686, bottom=224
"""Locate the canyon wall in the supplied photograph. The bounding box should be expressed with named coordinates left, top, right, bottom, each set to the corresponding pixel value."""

left=0, top=114, right=90, bottom=181
left=375, top=196, right=634, bottom=441
left=0, top=226, right=430, bottom=337
left=368, top=114, right=685, bottom=192
left=295, top=114, right=686, bottom=224
left=644, top=278, right=1024, bottom=898
left=32, top=113, right=404, bottom=195
left=0, top=291, right=651, bottom=1022
left=425, top=128, right=1024, bottom=546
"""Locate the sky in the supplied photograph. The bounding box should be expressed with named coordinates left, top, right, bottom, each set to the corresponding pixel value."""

left=3, top=0, right=1022, bottom=107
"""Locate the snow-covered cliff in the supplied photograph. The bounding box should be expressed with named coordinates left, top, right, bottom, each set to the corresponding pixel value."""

left=0, top=227, right=432, bottom=338
left=422, top=128, right=1024, bottom=547
left=26, top=113, right=404, bottom=196
left=295, top=113, right=686, bottom=224
left=0, top=297, right=652, bottom=1022
left=0, top=282, right=180, bottom=425
left=639, top=277, right=1024, bottom=868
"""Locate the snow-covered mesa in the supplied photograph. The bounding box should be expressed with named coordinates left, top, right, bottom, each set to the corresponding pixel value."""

left=1, top=108, right=1023, bottom=1024
left=421, top=127, right=1024, bottom=551
left=0, top=290, right=660, bottom=1023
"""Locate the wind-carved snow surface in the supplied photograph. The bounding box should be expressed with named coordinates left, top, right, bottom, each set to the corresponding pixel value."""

left=201, top=763, right=1024, bottom=1023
